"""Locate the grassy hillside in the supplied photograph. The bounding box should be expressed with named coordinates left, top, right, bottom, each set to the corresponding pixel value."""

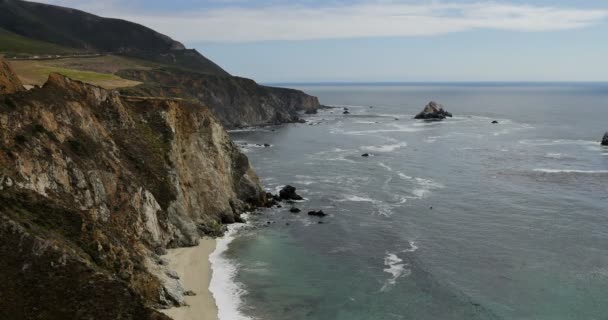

left=0, top=28, right=80, bottom=56
left=0, top=0, right=229, bottom=76
left=9, top=56, right=142, bottom=89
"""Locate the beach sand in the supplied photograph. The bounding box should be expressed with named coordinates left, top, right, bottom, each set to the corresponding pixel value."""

left=161, top=238, right=219, bottom=320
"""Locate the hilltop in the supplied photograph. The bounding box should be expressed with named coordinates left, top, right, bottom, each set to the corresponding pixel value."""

left=0, top=0, right=228, bottom=76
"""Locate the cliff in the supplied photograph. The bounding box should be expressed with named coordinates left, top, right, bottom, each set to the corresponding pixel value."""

left=118, top=68, right=321, bottom=128
left=0, top=56, right=24, bottom=94
left=0, top=58, right=266, bottom=319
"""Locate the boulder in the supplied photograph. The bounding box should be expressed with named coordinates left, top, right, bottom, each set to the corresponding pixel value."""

left=343, top=110, right=350, bottom=115
left=289, top=207, right=301, bottom=213
left=279, top=185, right=303, bottom=201
left=602, top=132, right=608, bottom=146
left=361, top=153, right=370, bottom=157
left=414, top=101, right=453, bottom=120
left=308, top=210, right=327, bottom=217
left=491, top=120, right=499, bottom=124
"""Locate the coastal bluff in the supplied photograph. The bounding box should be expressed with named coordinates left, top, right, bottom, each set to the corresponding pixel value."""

left=0, top=57, right=267, bottom=319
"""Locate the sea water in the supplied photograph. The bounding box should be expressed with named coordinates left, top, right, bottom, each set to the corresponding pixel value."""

left=214, top=83, right=608, bottom=320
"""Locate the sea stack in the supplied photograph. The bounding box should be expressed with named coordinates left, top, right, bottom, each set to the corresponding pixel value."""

left=602, top=132, right=608, bottom=146
left=414, top=101, right=453, bottom=120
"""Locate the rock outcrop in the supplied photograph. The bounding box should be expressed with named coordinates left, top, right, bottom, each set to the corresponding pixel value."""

left=0, top=57, right=23, bottom=94
left=414, top=101, right=453, bottom=120
left=602, top=132, right=608, bottom=146
left=117, top=68, right=321, bottom=128
left=0, top=65, right=267, bottom=319
left=279, top=185, right=303, bottom=201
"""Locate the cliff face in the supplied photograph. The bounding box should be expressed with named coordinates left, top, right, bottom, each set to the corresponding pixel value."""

left=118, top=68, right=321, bottom=128
left=0, top=59, right=266, bottom=319
left=0, top=56, right=23, bottom=94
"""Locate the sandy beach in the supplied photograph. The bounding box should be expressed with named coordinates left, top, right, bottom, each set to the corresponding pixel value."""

left=161, top=238, right=219, bottom=320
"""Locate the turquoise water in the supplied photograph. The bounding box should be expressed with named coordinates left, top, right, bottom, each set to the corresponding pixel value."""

left=222, top=83, right=608, bottom=320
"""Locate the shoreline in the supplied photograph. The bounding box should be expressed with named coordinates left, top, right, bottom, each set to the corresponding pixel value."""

left=160, top=238, right=219, bottom=320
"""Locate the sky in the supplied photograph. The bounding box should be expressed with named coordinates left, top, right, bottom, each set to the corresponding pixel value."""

left=35, top=0, right=608, bottom=82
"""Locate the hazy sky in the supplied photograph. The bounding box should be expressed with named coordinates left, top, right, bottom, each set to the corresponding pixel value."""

left=36, top=0, right=608, bottom=82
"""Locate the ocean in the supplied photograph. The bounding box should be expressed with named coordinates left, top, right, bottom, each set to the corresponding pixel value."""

left=214, top=83, right=608, bottom=320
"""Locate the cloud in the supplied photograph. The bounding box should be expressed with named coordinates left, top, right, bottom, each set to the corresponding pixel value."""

left=32, top=1, right=608, bottom=42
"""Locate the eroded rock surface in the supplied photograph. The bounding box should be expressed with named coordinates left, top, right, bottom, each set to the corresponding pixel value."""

left=0, top=66, right=267, bottom=319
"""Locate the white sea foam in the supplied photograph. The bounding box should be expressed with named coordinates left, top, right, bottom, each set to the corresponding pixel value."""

left=519, top=139, right=598, bottom=146
left=533, top=169, right=608, bottom=174
left=545, top=153, right=564, bottom=159
left=397, top=172, right=413, bottom=180
left=361, top=142, right=407, bottom=153
left=403, top=241, right=419, bottom=253
left=339, top=195, right=376, bottom=202
left=381, top=253, right=410, bottom=292
left=209, top=222, right=252, bottom=320
left=378, top=162, right=393, bottom=172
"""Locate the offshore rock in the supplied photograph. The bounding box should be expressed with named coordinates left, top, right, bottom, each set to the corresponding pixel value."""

left=308, top=210, right=327, bottom=217
left=279, top=185, right=303, bottom=201
left=602, top=132, right=608, bottom=146
left=414, top=101, right=453, bottom=120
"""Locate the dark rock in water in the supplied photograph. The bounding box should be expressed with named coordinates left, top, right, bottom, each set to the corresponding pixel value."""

left=394, top=118, right=399, bottom=121
left=296, top=119, right=306, bottom=123
left=318, top=221, right=324, bottom=224
left=491, top=120, right=499, bottom=124
left=279, top=185, right=303, bottom=201
left=414, top=101, right=453, bottom=120
left=343, top=110, right=350, bottom=115
left=234, top=215, right=246, bottom=224
left=308, top=210, right=327, bottom=217
left=305, top=109, right=318, bottom=114
left=361, top=153, right=370, bottom=157
left=290, top=207, right=301, bottom=213
left=276, top=205, right=282, bottom=208
left=263, top=143, right=271, bottom=147
left=602, top=132, right=608, bottom=146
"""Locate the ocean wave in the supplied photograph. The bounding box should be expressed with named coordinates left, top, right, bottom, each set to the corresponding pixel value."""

left=545, top=153, right=565, bottom=159
left=381, top=253, right=410, bottom=292
left=343, top=124, right=424, bottom=135
left=209, top=223, right=252, bottom=320
left=378, top=162, right=393, bottom=172
left=533, top=169, right=608, bottom=174
left=519, top=139, right=598, bottom=146
left=403, top=241, right=419, bottom=253
left=337, top=195, right=376, bottom=202
left=361, top=142, right=407, bottom=153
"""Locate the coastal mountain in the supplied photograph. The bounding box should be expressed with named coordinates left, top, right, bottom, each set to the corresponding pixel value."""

left=0, top=0, right=321, bottom=127
left=0, top=0, right=228, bottom=76
left=0, top=57, right=267, bottom=319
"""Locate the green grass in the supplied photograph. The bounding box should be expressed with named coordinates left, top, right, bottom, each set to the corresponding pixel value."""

left=0, top=28, right=80, bottom=56
left=9, top=60, right=141, bottom=89
left=41, top=66, right=118, bottom=81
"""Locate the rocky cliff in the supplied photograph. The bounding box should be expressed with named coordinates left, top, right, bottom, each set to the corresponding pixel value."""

left=118, top=68, right=321, bottom=128
left=0, top=56, right=23, bottom=94
left=0, top=58, right=267, bottom=319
